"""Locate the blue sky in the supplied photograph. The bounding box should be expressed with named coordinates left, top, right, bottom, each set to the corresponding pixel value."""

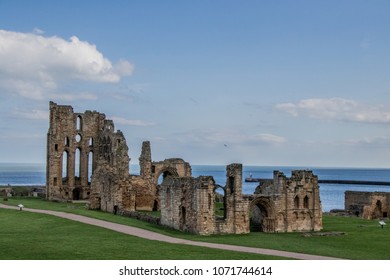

left=1, top=0, right=390, bottom=167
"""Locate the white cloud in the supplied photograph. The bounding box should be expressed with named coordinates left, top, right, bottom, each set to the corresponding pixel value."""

left=174, top=129, right=286, bottom=146
left=0, top=29, right=134, bottom=100
left=33, top=28, right=45, bottom=35
left=12, top=108, right=48, bottom=120
left=276, top=98, right=390, bottom=124
left=252, top=133, right=287, bottom=144
left=111, top=116, right=155, bottom=127
left=344, top=136, right=390, bottom=148
left=50, top=92, right=98, bottom=101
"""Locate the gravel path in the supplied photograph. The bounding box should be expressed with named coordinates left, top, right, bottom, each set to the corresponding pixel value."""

left=0, top=203, right=342, bottom=260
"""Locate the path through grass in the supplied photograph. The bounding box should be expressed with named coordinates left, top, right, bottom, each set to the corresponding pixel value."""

left=2, top=197, right=390, bottom=259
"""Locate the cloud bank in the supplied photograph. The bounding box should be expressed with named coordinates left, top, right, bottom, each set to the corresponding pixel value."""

left=0, top=29, right=133, bottom=100
left=111, top=116, right=156, bottom=127
left=276, top=98, right=390, bottom=124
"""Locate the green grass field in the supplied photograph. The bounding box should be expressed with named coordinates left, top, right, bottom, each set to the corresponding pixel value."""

left=2, top=197, right=390, bottom=259
left=0, top=208, right=285, bottom=260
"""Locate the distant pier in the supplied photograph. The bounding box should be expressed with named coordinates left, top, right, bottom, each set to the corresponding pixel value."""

left=245, top=178, right=390, bottom=186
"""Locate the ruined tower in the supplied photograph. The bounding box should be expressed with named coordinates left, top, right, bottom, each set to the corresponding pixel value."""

left=46, top=101, right=105, bottom=201
left=139, top=141, right=152, bottom=179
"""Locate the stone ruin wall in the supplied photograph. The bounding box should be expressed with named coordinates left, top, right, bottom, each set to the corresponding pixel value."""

left=47, top=102, right=324, bottom=235
left=160, top=176, right=216, bottom=235
left=46, top=101, right=105, bottom=201
left=89, top=120, right=135, bottom=213
left=252, top=170, right=323, bottom=232
left=160, top=163, right=250, bottom=235
left=47, top=103, right=192, bottom=213
left=345, top=191, right=390, bottom=219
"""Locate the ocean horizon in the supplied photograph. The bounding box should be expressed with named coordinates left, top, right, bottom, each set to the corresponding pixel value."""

left=1, top=162, right=390, bottom=212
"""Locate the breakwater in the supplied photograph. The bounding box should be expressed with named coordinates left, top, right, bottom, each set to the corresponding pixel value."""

left=245, top=178, right=390, bottom=186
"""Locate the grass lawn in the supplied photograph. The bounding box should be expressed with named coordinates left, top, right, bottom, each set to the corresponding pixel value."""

left=0, top=208, right=286, bottom=260
left=2, top=197, right=390, bottom=259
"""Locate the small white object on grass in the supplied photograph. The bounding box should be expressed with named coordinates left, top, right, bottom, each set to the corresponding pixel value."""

left=18, top=204, right=24, bottom=211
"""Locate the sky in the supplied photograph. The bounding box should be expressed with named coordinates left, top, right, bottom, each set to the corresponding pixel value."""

left=1, top=0, right=390, bottom=168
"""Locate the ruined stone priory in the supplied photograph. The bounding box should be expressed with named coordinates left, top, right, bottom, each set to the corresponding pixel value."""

left=345, top=191, right=389, bottom=219
left=46, top=101, right=191, bottom=212
left=46, top=102, right=323, bottom=235
left=249, top=170, right=323, bottom=232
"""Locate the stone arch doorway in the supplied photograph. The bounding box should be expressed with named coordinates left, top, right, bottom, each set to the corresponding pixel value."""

left=72, top=187, right=82, bottom=200
left=250, top=197, right=275, bottom=232
left=373, top=200, right=383, bottom=219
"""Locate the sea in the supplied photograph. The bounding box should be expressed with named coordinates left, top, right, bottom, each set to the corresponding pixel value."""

left=1, top=162, right=390, bottom=212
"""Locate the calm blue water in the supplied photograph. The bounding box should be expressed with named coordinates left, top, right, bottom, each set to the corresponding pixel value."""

left=1, top=163, right=390, bottom=212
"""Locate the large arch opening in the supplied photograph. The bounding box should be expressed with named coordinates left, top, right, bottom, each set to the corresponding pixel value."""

left=156, top=167, right=179, bottom=185
left=250, top=197, right=275, bottom=232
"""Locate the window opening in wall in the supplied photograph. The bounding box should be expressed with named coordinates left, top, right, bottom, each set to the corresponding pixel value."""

left=304, top=195, right=309, bottom=208
left=62, top=151, right=68, bottom=182
left=294, top=196, right=300, bottom=209
left=54, top=144, right=58, bottom=152
left=75, top=134, right=82, bottom=143
left=88, top=151, right=93, bottom=184
left=64, top=137, right=69, bottom=147
left=75, top=148, right=81, bottom=179
left=89, top=137, right=93, bottom=146
left=214, top=186, right=226, bottom=220
left=76, top=116, right=82, bottom=130
left=53, top=177, right=57, bottom=186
